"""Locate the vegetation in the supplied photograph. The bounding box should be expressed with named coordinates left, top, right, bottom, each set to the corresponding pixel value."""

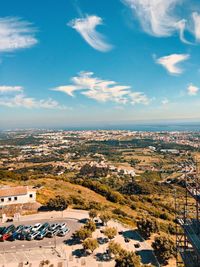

left=103, top=227, right=117, bottom=240
left=99, top=212, right=112, bottom=225
left=84, top=220, right=96, bottom=232
left=46, top=195, right=68, bottom=211
left=73, top=227, right=92, bottom=241
left=79, top=164, right=108, bottom=178
left=115, top=250, right=142, bottom=267
left=137, top=217, right=159, bottom=239
left=108, top=241, right=123, bottom=257
left=83, top=238, right=99, bottom=254
left=152, top=235, right=176, bottom=265
left=89, top=209, right=98, bottom=220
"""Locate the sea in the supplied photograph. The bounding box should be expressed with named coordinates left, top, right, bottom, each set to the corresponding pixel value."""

left=63, top=123, right=200, bottom=132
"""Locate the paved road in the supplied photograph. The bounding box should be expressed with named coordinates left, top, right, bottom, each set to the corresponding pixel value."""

left=0, top=218, right=81, bottom=252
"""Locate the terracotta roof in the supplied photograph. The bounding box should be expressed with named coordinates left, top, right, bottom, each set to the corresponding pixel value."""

left=0, top=186, right=28, bottom=198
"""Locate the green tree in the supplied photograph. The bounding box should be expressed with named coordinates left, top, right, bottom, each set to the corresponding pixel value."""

left=89, top=209, right=98, bottom=220
left=104, top=227, right=117, bottom=241
left=152, top=235, right=176, bottom=265
left=137, top=217, right=159, bottom=239
left=100, top=212, right=111, bottom=225
left=47, top=195, right=68, bottom=211
left=85, top=220, right=96, bottom=232
left=115, top=250, right=142, bottom=267
left=73, top=227, right=92, bottom=241
left=108, top=241, right=123, bottom=257
left=83, top=238, right=99, bottom=254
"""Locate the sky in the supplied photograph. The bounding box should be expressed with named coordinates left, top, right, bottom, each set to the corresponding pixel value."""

left=1, top=0, right=200, bottom=129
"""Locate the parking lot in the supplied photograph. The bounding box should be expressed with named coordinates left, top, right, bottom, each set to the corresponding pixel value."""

left=0, top=218, right=81, bottom=252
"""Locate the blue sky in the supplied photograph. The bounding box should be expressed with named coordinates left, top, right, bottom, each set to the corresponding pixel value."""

left=1, top=0, right=200, bottom=128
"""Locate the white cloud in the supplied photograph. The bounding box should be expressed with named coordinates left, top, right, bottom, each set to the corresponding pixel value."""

left=122, top=0, right=188, bottom=41
left=192, top=12, right=200, bottom=41
left=0, top=17, right=38, bottom=53
left=162, top=98, right=169, bottom=105
left=0, top=86, right=23, bottom=93
left=130, top=92, right=150, bottom=105
left=0, top=94, right=66, bottom=109
left=53, top=71, right=150, bottom=105
left=68, top=15, right=112, bottom=52
left=156, top=54, right=190, bottom=74
left=187, top=84, right=199, bottom=96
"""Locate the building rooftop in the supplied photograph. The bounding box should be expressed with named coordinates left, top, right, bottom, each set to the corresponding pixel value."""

left=0, top=186, right=32, bottom=198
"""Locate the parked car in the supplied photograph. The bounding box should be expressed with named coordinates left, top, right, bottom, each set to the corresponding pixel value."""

left=26, top=231, right=39, bottom=241
left=23, top=225, right=32, bottom=233
left=46, top=228, right=60, bottom=238
left=40, top=223, right=49, bottom=231
left=0, top=225, right=15, bottom=241
left=48, top=223, right=59, bottom=231
left=0, top=233, right=11, bottom=241
left=31, top=223, right=42, bottom=232
left=8, top=225, right=24, bottom=241
left=58, top=223, right=67, bottom=230
left=57, top=227, right=70, bottom=237
left=35, top=230, right=47, bottom=240
left=0, top=227, right=6, bottom=235
left=17, top=231, right=27, bottom=240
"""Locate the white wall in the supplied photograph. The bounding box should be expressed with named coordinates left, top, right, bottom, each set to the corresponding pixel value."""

left=0, top=191, right=36, bottom=206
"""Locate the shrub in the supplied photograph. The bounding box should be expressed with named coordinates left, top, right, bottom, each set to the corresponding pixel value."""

left=100, top=212, right=111, bottom=225
left=83, top=238, right=99, bottom=254
left=84, top=220, right=96, bottom=232
left=89, top=209, right=98, bottom=220
left=115, top=250, right=142, bottom=267
left=112, top=208, right=126, bottom=217
left=137, top=217, right=159, bottom=239
left=46, top=195, right=68, bottom=211
left=73, top=227, right=92, bottom=241
left=103, top=227, right=117, bottom=240
left=152, top=235, right=176, bottom=265
left=108, top=241, right=123, bottom=256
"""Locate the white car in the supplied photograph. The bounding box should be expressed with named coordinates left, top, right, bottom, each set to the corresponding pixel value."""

left=58, top=223, right=67, bottom=229
left=31, top=223, right=42, bottom=232
left=57, top=227, right=70, bottom=237
left=49, top=223, right=59, bottom=231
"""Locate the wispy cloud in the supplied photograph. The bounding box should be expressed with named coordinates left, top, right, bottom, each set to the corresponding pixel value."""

left=122, top=0, right=184, bottom=37
left=187, top=84, right=199, bottom=96
left=0, top=85, right=66, bottom=109
left=53, top=71, right=150, bottom=105
left=0, top=94, right=65, bottom=109
left=0, top=86, right=23, bottom=93
left=156, top=54, right=190, bottom=74
left=0, top=17, right=38, bottom=53
left=192, top=12, right=200, bottom=42
left=68, top=15, right=112, bottom=52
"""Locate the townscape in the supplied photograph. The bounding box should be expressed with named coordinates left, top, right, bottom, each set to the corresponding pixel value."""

left=0, top=129, right=200, bottom=266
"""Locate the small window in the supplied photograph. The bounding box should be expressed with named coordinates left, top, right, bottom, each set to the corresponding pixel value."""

left=8, top=197, right=12, bottom=201
left=29, top=194, right=33, bottom=198
left=14, top=197, right=17, bottom=201
left=1, top=198, right=4, bottom=202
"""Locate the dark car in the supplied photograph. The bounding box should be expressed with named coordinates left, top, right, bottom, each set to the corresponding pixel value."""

left=0, top=227, right=6, bottom=235
left=17, top=231, right=27, bottom=240
left=8, top=225, right=24, bottom=241
left=0, top=225, right=15, bottom=242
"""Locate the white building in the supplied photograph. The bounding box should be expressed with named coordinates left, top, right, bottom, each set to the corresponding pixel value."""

left=0, top=186, right=36, bottom=206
